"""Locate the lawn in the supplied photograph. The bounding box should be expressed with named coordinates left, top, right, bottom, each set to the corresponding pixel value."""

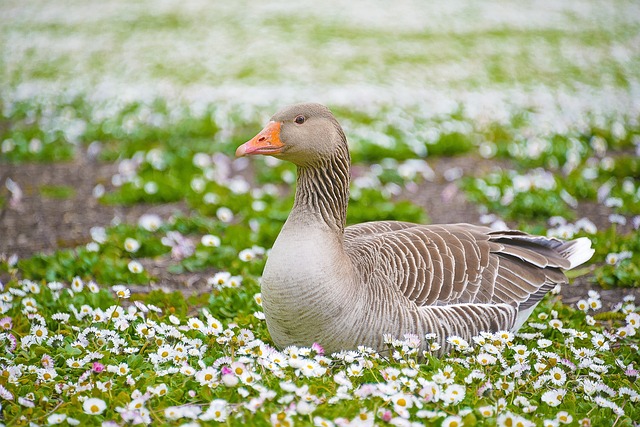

left=1, top=0, right=640, bottom=426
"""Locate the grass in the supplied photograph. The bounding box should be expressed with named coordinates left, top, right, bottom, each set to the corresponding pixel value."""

left=1, top=0, right=640, bottom=425
left=39, top=185, right=76, bottom=200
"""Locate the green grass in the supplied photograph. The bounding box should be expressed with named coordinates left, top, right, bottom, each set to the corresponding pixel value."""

left=39, top=185, right=76, bottom=199
left=1, top=1, right=640, bottom=425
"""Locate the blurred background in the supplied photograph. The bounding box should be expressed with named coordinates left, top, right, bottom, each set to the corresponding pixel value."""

left=2, top=0, right=638, bottom=119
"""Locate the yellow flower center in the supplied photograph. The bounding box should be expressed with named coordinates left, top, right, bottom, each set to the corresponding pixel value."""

left=397, top=398, right=406, bottom=407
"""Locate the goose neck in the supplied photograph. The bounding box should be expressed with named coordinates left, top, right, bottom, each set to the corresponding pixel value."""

left=292, top=151, right=350, bottom=233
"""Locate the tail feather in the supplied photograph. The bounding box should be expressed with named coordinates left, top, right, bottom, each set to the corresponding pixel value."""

left=558, top=237, right=595, bottom=270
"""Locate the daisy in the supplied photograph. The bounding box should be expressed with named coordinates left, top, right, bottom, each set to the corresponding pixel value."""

left=157, top=345, right=174, bottom=360
left=128, top=261, right=144, bottom=274
left=206, top=317, right=223, bottom=335
left=432, top=366, right=455, bottom=385
left=587, top=297, right=602, bottom=311
left=0, top=316, right=14, bottom=330
left=537, top=338, right=553, bottom=348
left=195, top=367, right=218, bottom=387
left=67, top=358, right=84, bottom=369
left=590, top=333, right=609, bottom=351
left=216, top=207, right=234, bottom=223
left=0, top=384, right=13, bottom=400
left=47, top=414, right=67, bottom=425
left=228, top=275, right=243, bottom=288
left=187, top=318, right=205, bottom=331
left=112, top=285, right=131, bottom=299
left=31, top=324, right=48, bottom=343
left=201, top=234, right=221, bottom=247
left=495, top=379, right=514, bottom=394
left=150, top=383, right=168, bottom=397
left=200, top=399, right=228, bottom=422
left=254, top=293, right=263, bottom=306
left=51, top=313, right=70, bottom=322
left=477, top=406, right=494, bottom=417
left=208, top=271, right=231, bottom=288
left=442, top=384, right=465, bottom=405
left=441, top=415, right=463, bottom=427
left=124, top=238, right=140, bottom=253
left=541, top=388, right=566, bottom=407
left=238, top=248, right=256, bottom=262
left=576, top=300, right=589, bottom=311
left=83, top=397, right=107, bottom=415
left=447, top=335, right=470, bottom=352
left=300, top=360, right=326, bottom=378
left=164, top=406, right=183, bottom=420
left=313, top=416, right=335, bottom=427
left=476, top=353, right=497, bottom=366
left=498, top=411, right=534, bottom=427
left=71, top=276, right=84, bottom=292
left=548, top=367, right=567, bottom=386
left=556, top=411, right=573, bottom=424
left=549, top=319, right=563, bottom=329
left=138, top=214, right=162, bottom=231
left=626, top=312, right=640, bottom=329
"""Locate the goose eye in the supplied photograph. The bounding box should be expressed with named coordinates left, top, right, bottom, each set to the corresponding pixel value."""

left=294, top=115, right=305, bottom=125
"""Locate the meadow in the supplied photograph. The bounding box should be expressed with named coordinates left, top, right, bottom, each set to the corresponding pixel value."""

left=1, top=0, right=640, bottom=425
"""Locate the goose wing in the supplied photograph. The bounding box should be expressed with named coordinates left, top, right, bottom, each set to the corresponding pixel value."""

left=344, top=222, right=587, bottom=309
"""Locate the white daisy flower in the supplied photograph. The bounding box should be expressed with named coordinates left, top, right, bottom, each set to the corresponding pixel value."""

left=124, top=238, right=140, bottom=253
left=71, top=276, right=84, bottom=292
left=112, top=285, right=131, bottom=299
left=541, top=389, right=566, bottom=407
left=138, top=214, right=162, bottom=231
left=128, top=260, right=144, bottom=274
left=201, top=234, right=221, bottom=247
left=82, top=397, right=107, bottom=415
left=216, top=207, right=234, bottom=223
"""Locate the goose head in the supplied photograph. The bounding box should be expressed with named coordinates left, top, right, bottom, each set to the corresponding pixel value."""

left=236, top=103, right=347, bottom=167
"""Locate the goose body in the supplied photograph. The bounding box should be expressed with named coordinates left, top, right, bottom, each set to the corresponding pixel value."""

left=236, top=103, right=594, bottom=356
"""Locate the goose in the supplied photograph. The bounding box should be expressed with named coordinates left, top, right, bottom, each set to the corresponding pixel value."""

left=236, top=103, right=594, bottom=356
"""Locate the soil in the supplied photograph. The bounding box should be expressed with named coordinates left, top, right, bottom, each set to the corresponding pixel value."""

left=1, top=148, right=638, bottom=308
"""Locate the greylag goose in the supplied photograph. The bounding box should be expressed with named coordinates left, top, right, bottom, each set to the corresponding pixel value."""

left=236, top=103, right=594, bottom=356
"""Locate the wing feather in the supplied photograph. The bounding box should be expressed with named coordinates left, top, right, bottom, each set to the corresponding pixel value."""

left=344, top=221, right=588, bottom=313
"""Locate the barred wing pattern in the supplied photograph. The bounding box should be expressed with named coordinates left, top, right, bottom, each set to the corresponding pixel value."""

left=344, top=221, right=577, bottom=331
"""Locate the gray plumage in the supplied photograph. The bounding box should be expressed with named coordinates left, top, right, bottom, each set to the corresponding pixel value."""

left=236, top=103, right=595, bottom=356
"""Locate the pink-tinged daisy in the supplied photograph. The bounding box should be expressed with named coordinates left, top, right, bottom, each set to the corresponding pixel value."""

left=0, top=384, right=14, bottom=400
left=0, top=317, right=13, bottom=330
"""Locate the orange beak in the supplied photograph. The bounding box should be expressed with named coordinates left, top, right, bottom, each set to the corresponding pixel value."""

left=235, top=121, right=284, bottom=157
